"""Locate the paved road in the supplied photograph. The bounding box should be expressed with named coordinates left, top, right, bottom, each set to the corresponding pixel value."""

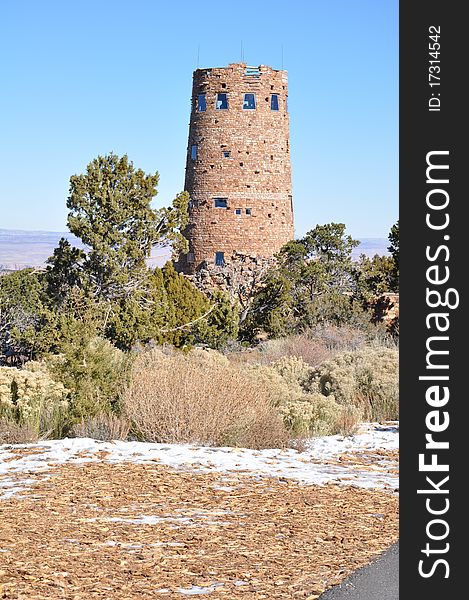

left=318, top=542, right=399, bottom=600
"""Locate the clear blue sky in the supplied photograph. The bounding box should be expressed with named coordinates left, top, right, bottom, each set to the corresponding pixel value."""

left=0, top=0, right=397, bottom=239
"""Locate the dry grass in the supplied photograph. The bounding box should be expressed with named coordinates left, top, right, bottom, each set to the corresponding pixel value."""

left=123, top=348, right=290, bottom=449
left=69, top=413, right=130, bottom=442
left=228, top=325, right=396, bottom=369
left=0, top=418, right=38, bottom=444
left=228, top=333, right=333, bottom=368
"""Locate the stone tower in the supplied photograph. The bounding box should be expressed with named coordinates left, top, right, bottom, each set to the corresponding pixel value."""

left=176, top=63, right=294, bottom=274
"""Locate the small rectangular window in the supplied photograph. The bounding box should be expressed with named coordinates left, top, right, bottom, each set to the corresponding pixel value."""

left=191, top=144, right=197, bottom=160
left=216, top=93, right=228, bottom=110
left=235, top=208, right=242, bottom=215
left=214, top=198, right=228, bottom=208
left=197, top=94, right=206, bottom=112
left=215, top=252, right=225, bottom=266
left=223, top=150, right=231, bottom=158
left=243, top=93, right=256, bottom=110
left=245, top=66, right=261, bottom=77
left=271, top=94, right=279, bottom=111
left=246, top=208, right=252, bottom=215
left=187, top=252, right=195, bottom=263
left=285, top=96, right=288, bottom=112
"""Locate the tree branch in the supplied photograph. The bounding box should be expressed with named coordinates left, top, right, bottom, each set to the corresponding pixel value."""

left=159, top=304, right=216, bottom=333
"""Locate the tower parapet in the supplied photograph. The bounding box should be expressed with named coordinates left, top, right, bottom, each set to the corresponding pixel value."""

left=176, top=63, right=294, bottom=274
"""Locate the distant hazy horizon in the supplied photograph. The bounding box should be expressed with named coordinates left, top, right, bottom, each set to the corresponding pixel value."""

left=0, top=228, right=389, bottom=272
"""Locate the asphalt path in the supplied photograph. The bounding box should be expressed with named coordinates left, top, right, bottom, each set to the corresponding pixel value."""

left=318, top=542, right=399, bottom=599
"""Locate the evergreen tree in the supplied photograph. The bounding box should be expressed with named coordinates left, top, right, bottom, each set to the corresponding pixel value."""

left=242, top=224, right=363, bottom=339
left=387, top=220, right=399, bottom=291
left=0, top=270, right=56, bottom=364
left=49, top=152, right=189, bottom=302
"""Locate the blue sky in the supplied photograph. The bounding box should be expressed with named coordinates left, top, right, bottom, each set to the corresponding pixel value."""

left=0, top=0, right=397, bottom=239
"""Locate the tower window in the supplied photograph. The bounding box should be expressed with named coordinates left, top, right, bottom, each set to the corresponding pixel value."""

left=235, top=208, right=242, bottom=215
left=187, top=252, right=195, bottom=263
left=246, top=208, right=252, bottom=215
left=197, top=94, right=206, bottom=112
left=285, top=96, right=288, bottom=112
left=216, top=93, right=228, bottom=110
left=243, top=93, right=256, bottom=110
left=245, top=66, right=260, bottom=77
left=223, top=150, right=231, bottom=158
left=214, top=198, right=228, bottom=208
left=271, top=94, right=279, bottom=111
left=191, top=144, right=197, bottom=160
left=215, top=252, right=225, bottom=266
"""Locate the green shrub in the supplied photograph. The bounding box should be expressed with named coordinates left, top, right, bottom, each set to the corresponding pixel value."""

left=279, top=393, right=360, bottom=437
left=48, top=336, right=132, bottom=421
left=270, top=355, right=313, bottom=390
left=243, top=364, right=303, bottom=406
left=0, top=363, right=69, bottom=438
left=107, top=265, right=239, bottom=350
left=0, top=269, right=58, bottom=366
left=310, top=346, right=399, bottom=422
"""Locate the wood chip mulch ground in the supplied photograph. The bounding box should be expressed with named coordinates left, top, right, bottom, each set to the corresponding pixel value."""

left=0, top=451, right=398, bottom=599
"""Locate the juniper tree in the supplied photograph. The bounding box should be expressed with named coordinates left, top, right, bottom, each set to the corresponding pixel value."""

left=387, top=220, right=399, bottom=291
left=241, top=224, right=363, bottom=339
left=54, top=152, right=189, bottom=301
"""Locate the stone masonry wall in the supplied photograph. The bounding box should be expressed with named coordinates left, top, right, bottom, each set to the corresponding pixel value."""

left=176, top=63, right=294, bottom=274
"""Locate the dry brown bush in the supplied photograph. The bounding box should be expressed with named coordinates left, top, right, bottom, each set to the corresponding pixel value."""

left=311, top=324, right=395, bottom=352
left=261, top=334, right=333, bottom=367
left=123, top=348, right=291, bottom=449
left=334, top=405, right=362, bottom=436
left=228, top=325, right=394, bottom=369
left=227, top=333, right=332, bottom=368
left=69, top=413, right=130, bottom=441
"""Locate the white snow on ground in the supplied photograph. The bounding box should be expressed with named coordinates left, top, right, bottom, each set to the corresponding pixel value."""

left=0, top=423, right=398, bottom=499
left=178, top=583, right=225, bottom=595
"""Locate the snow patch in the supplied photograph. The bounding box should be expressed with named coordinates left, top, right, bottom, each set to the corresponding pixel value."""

left=178, top=583, right=224, bottom=595
left=0, top=423, right=398, bottom=499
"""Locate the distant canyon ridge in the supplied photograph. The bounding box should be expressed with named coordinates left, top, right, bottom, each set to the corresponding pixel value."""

left=0, top=229, right=389, bottom=272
